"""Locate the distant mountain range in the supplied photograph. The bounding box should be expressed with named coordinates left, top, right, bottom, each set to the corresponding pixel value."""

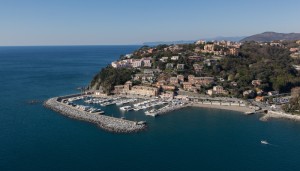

left=143, top=32, right=300, bottom=45
left=241, top=32, right=300, bottom=42
left=143, top=36, right=246, bottom=46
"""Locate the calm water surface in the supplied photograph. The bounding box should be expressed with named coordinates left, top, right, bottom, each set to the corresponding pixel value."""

left=0, top=46, right=300, bottom=171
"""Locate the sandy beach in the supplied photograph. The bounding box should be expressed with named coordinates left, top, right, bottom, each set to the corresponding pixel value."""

left=189, top=102, right=253, bottom=113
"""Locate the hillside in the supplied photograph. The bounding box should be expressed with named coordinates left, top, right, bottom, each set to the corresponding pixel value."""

left=241, top=32, right=300, bottom=42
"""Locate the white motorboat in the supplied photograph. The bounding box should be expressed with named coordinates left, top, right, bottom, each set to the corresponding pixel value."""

left=120, top=106, right=132, bottom=111
left=261, top=140, right=269, bottom=145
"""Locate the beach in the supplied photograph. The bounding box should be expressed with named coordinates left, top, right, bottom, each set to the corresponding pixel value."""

left=189, top=102, right=253, bottom=113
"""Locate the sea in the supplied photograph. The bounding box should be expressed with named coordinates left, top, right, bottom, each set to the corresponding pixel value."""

left=1, top=45, right=300, bottom=171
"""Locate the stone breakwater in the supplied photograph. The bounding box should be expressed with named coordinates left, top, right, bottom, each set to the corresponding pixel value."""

left=44, top=97, right=146, bottom=133
left=260, top=111, right=300, bottom=122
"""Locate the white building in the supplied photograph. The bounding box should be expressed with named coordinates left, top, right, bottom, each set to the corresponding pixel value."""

left=171, top=56, right=179, bottom=61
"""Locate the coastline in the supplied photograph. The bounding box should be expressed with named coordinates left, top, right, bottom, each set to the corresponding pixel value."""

left=44, top=97, right=146, bottom=133
left=260, top=111, right=300, bottom=122
left=188, top=102, right=253, bottom=113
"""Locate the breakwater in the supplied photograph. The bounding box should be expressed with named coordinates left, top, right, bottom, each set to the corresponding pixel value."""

left=44, top=97, right=146, bottom=133
left=260, top=111, right=300, bottom=122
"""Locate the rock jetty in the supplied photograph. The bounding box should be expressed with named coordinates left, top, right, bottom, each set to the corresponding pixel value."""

left=44, top=97, right=146, bottom=133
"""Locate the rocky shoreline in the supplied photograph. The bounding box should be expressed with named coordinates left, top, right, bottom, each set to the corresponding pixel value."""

left=44, top=97, right=146, bottom=133
left=260, top=111, right=300, bottom=122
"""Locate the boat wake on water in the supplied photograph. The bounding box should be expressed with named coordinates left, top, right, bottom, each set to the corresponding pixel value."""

left=260, top=140, right=278, bottom=147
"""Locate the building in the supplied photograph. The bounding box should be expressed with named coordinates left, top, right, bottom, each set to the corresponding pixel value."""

left=297, top=40, right=300, bottom=45
left=268, top=91, right=279, bottom=96
left=132, top=59, right=142, bottom=68
left=177, top=64, right=185, bottom=70
left=252, top=80, right=262, bottom=86
left=177, top=75, right=184, bottom=83
left=255, top=96, right=264, bottom=102
left=124, top=81, right=132, bottom=90
left=128, top=86, right=158, bottom=96
left=193, top=64, right=203, bottom=73
left=155, top=80, right=166, bottom=88
left=290, top=48, right=299, bottom=53
left=160, top=57, right=169, bottom=62
left=171, top=56, right=179, bottom=61
left=183, top=82, right=192, bottom=91
left=160, top=91, right=174, bottom=100
left=111, top=60, right=131, bottom=68
left=243, top=90, right=255, bottom=98
left=162, top=85, right=176, bottom=91
left=143, top=57, right=152, bottom=67
left=195, top=40, right=206, bottom=45
left=207, top=86, right=228, bottom=96
left=229, top=48, right=238, bottom=56
left=231, top=81, right=238, bottom=87
left=166, top=63, right=174, bottom=69
left=203, top=44, right=214, bottom=52
left=169, top=77, right=178, bottom=85
left=188, top=56, right=202, bottom=61
left=188, top=75, right=195, bottom=84
left=193, top=77, right=214, bottom=86
left=114, top=85, right=125, bottom=94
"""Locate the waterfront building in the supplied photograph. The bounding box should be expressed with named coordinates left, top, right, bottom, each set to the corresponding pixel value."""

left=124, top=81, right=132, bottom=90
left=128, top=86, right=158, bottom=96
left=160, top=91, right=174, bottom=100
left=114, top=85, right=125, bottom=94
left=207, top=86, right=228, bottom=96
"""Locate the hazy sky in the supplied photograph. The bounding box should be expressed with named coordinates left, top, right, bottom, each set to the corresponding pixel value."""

left=0, top=0, right=299, bottom=46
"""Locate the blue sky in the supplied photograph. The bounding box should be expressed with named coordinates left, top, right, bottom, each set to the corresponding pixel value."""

left=0, top=0, right=299, bottom=45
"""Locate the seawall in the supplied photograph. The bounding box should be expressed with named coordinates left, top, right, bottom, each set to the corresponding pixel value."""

left=44, top=97, right=146, bottom=133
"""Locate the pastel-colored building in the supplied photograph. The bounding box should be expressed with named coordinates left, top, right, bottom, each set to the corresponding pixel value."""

left=177, top=75, right=184, bottom=83
left=169, top=77, right=178, bottom=85
left=183, top=82, right=192, bottom=91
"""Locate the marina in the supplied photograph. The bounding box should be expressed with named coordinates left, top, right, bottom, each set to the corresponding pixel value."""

left=44, top=95, right=147, bottom=133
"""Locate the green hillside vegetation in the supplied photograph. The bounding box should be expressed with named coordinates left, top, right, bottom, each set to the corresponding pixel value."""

left=217, top=42, right=300, bottom=95
left=90, top=66, right=134, bottom=93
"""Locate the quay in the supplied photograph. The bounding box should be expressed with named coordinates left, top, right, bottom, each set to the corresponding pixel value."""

left=44, top=95, right=146, bottom=133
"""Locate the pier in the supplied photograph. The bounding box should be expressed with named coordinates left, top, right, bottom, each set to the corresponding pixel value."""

left=44, top=97, right=146, bottom=133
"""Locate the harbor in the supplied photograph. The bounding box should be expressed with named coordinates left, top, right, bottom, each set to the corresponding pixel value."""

left=44, top=95, right=147, bottom=133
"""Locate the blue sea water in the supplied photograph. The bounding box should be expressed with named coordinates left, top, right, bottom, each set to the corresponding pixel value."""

left=1, top=46, right=300, bottom=171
